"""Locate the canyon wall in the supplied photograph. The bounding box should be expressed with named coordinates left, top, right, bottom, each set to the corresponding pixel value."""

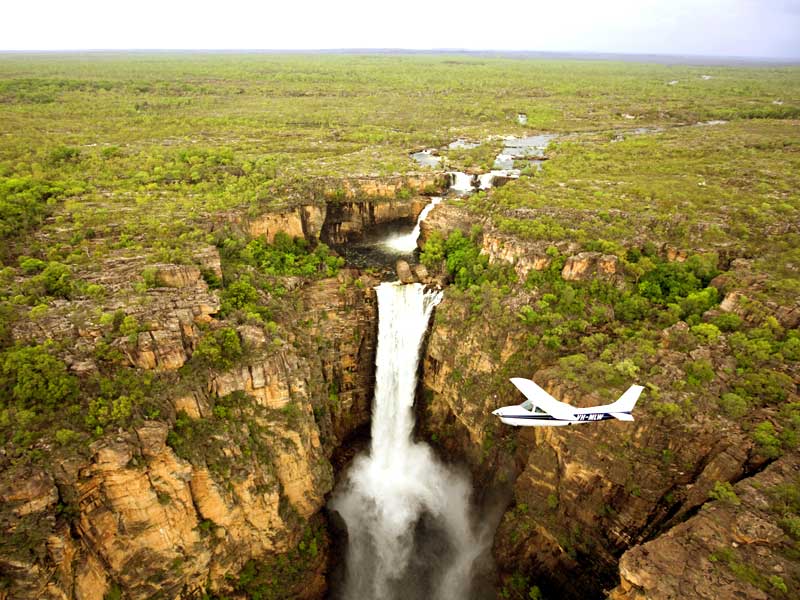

left=0, top=244, right=379, bottom=599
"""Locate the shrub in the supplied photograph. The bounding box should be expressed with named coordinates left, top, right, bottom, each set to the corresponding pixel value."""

left=141, top=267, right=158, bottom=288
left=718, top=392, right=748, bottom=419
left=0, top=343, right=78, bottom=410
left=192, top=327, right=243, bottom=369
left=710, top=313, right=742, bottom=332
left=709, top=481, right=740, bottom=505
left=238, top=233, right=344, bottom=278
left=691, top=323, right=721, bottom=342
left=752, top=422, right=782, bottom=458
left=18, top=257, right=46, bottom=274
left=652, top=401, right=682, bottom=419
left=0, top=177, right=65, bottom=241
left=39, top=262, right=73, bottom=298
left=221, top=277, right=260, bottom=316
left=733, top=370, right=793, bottom=405
left=48, top=145, right=80, bottom=165
left=685, top=359, right=715, bottom=386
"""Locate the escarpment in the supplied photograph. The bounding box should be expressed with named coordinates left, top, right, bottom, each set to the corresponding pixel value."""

left=415, top=198, right=799, bottom=598
left=0, top=231, right=380, bottom=599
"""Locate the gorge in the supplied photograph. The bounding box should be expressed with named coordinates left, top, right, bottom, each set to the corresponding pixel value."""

left=1, top=53, right=798, bottom=600
left=330, top=282, right=488, bottom=600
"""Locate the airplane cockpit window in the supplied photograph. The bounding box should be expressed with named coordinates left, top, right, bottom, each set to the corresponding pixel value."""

left=521, top=399, right=534, bottom=412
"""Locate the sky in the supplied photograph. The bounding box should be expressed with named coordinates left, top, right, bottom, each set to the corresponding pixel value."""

left=3, top=0, right=799, bottom=59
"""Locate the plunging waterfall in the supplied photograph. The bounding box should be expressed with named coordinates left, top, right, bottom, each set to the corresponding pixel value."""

left=381, top=197, right=442, bottom=254
left=330, top=282, right=486, bottom=600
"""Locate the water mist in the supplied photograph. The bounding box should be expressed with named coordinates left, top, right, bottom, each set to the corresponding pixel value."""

left=330, top=282, right=489, bottom=600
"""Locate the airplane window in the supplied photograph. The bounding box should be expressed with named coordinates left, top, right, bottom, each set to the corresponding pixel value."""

left=521, top=399, right=534, bottom=412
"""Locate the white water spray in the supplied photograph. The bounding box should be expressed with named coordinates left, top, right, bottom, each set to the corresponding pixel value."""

left=331, top=282, right=485, bottom=600
left=381, top=197, right=442, bottom=254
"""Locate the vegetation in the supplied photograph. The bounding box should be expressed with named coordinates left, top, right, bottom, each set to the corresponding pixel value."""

left=0, top=51, right=798, bottom=598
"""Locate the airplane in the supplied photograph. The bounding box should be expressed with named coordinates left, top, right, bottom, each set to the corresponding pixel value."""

left=492, top=378, right=643, bottom=427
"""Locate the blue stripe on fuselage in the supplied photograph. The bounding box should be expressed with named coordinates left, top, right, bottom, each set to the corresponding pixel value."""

left=503, top=413, right=620, bottom=422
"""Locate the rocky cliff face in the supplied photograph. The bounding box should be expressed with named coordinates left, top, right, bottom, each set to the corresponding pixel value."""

left=417, top=206, right=799, bottom=598
left=229, top=173, right=446, bottom=246
left=1, top=244, right=379, bottom=599
left=610, top=451, right=800, bottom=600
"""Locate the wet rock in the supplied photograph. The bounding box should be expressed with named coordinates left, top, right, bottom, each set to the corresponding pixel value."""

left=320, top=198, right=428, bottom=245
left=396, top=260, right=415, bottom=284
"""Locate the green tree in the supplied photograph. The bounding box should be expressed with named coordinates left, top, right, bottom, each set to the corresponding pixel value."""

left=0, top=343, right=78, bottom=410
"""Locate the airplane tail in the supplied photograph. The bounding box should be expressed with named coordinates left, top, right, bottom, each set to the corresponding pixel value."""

left=606, top=385, right=644, bottom=421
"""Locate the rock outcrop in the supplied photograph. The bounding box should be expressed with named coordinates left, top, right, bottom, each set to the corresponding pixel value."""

left=418, top=273, right=780, bottom=599
left=320, top=198, right=429, bottom=245
left=0, top=254, right=379, bottom=600
left=610, top=451, right=800, bottom=600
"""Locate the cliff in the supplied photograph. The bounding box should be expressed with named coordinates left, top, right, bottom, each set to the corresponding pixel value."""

left=610, top=451, right=800, bottom=600
left=416, top=201, right=799, bottom=598
left=0, top=242, right=379, bottom=599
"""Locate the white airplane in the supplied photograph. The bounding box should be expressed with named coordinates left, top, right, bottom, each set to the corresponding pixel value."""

left=492, top=378, right=643, bottom=427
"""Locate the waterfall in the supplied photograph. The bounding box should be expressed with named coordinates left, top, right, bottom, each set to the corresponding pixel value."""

left=448, top=171, right=477, bottom=194
left=381, top=196, right=442, bottom=254
left=330, top=282, right=485, bottom=600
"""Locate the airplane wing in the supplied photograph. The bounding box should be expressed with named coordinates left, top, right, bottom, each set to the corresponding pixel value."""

left=509, top=378, right=578, bottom=421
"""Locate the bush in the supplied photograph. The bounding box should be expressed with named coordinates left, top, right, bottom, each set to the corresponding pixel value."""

left=709, top=481, right=740, bottom=505
left=718, top=392, right=748, bottom=419
left=691, top=323, right=721, bottom=342
left=0, top=177, right=65, bottom=241
left=685, top=359, right=715, bottom=386
left=221, top=277, right=261, bottom=316
left=0, top=343, right=78, bottom=410
left=238, top=232, right=344, bottom=278
left=191, top=327, right=243, bottom=369
left=18, top=257, right=46, bottom=274
left=48, top=145, right=80, bottom=165
left=733, top=370, right=793, bottom=405
left=711, top=313, right=742, bottom=332
left=752, top=421, right=782, bottom=458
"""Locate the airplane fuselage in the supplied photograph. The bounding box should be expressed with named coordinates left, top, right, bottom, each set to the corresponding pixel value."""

left=494, top=408, right=620, bottom=427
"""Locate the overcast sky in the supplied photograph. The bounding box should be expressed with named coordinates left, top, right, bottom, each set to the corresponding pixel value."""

left=3, top=0, right=799, bottom=59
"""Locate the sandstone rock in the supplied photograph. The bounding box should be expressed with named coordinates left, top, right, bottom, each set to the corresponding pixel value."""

left=2, top=471, right=59, bottom=517
left=720, top=290, right=747, bottom=314
left=481, top=232, right=553, bottom=281
left=194, top=245, right=223, bottom=280
left=173, top=393, right=207, bottom=419
left=396, top=260, right=414, bottom=284
left=413, top=263, right=429, bottom=282
left=665, top=245, right=688, bottom=262
left=154, top=264, right=202, bottom=288
left=330, top=174, right=444, bottom=200
left=248, top=210, right=305, bottom=242
left=610, top=452, right=800, bottom=600
left=561, top=252, right=619, bottom=281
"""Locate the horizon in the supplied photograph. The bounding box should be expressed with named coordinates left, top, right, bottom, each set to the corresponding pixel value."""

left=4, top=1, right=800, bottom=60
left=1, top=48, right=798, bottom=67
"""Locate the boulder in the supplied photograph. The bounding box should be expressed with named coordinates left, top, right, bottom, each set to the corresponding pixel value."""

left=396, top=260, right=415, bottom=284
